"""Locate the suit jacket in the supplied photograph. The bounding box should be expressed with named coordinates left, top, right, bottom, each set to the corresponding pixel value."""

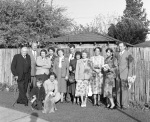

left=70, top=59, right=77, bottom=76
left=11, top=54, right=31, bottom=81
left=75, top=59, right=92, bottom=80
left=118, top=50, right=132, bottom=80
left=28, top=49, right=40, bottom=76
left=53, top=57, right=69, bottom=78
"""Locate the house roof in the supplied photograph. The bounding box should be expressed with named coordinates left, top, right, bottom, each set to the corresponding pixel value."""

left=48, top=32, right=133, bottom=46
left=134, top=41, right=150, bottom=47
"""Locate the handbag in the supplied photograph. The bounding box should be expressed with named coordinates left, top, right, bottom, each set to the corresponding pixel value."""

left=69, top=74, right=75, bottom=83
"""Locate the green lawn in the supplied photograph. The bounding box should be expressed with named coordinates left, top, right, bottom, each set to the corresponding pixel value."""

left=0, top=91, right=150, bottom=122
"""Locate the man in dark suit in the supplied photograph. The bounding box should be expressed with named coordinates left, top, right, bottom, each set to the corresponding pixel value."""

left=116, top=42, right=133, bottom=109
left=11, top=46, right=31, bottom=106
left=28, top=42, right=39, bottom=88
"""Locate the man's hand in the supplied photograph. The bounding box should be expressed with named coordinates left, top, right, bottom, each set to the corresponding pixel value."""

left=69, top=66, right=72, bottom=71
left=14, top=76, right=18, bottom=81
left=65, top=76, right=68, bottom=80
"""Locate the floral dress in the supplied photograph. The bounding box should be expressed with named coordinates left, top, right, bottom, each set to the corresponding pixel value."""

left=75, top=59, right=92, bottom=97
left=103, top=56, right=117, bottom=98
left=90, top=55, right=104, bottom=95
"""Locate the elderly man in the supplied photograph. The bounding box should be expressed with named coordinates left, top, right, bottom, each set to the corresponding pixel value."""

left=11, top=46, right=31, bottom=106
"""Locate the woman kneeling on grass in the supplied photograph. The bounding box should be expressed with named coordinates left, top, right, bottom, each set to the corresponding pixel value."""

left=43, top=72, right=61, bottom=113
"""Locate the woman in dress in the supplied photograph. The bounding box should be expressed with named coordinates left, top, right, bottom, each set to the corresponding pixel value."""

left=103, top=48, right=117, bottom=109
left=75, top=50, right=92, bottom=107
left=36, top=49, right=51, bottom=83
left=90, top=47, right=104, bottom=106
left=53, top=49, right=69, bottom=103
left=43, top=72, right=61, bottom=113
left=69, top=51, right=82, bottom=104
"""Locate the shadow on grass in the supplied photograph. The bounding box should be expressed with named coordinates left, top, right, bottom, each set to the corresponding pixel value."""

left=30, top=112, right=39, bottom=122
left=117, top=109, right=141, bottom=122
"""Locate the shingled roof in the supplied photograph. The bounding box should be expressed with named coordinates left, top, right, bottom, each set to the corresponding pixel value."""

left=48, top=32, right=133, bottom=46
left=134, top=41, right=150, bottom=47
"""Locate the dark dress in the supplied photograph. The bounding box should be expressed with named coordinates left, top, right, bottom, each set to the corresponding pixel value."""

left=30, top=86, right=45, bottom=110
left=11, top=54, right=31, bottom=105
left=69, top=59, right=77, bottom=96
left=103, top=56, right=117, bottom=98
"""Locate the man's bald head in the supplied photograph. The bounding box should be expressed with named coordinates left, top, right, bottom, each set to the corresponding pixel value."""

left=21, top=47, right=28, bottom=56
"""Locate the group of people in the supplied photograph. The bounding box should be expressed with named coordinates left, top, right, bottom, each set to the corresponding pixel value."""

left=11, top=42, right=133, bottom=113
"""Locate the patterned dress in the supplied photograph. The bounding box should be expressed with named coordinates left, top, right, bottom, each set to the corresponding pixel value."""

left=103, top=56, right=117, bottom=98
left=75, top=59, right=92, bottom=97
left=90, top=55, right=104, bottom=95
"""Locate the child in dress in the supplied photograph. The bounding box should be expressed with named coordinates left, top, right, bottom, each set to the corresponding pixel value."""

left=30, top=78, right=45, bottom=110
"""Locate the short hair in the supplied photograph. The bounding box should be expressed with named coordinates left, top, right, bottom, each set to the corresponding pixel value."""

left=69, top=44, right=75, bottom=48
left=118, top=42, right=126, bottom=47
left=94, top=47, right=102, bottom=52
left=81, top=49, right=89, bottom=58
left=57, top=48, right=64, bottom=55
left=37, top=78, right=43, bottom=83
left=49, top=72, right=57, bottom=79
left=48, top=47, right=55, bottom=52
left=106, top=48, right=113, bottom=53
left=75, top=51, right=82, bottom=59
left=40, top=49, right=47, bottom=55
left=32, top=42, right=38, bottom=45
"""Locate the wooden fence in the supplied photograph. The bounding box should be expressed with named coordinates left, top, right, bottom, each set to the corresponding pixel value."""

left=0, top=46, right=150, bottom=103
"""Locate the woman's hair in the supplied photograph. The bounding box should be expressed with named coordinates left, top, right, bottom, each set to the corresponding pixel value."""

left=49, top=72, right=57, bottom=79
left=69, top=44, right=75, bottom=48
left=93, top=47, right=102, bottom=52
left=106, top=48, right=113, bottom=53
left=75, top=51, right=82, bottom=59
left=81, top=49, right=89, bottom=58
left=57, top=48, right=64, bottom=55
left=40, top=49, right=47, bottom=55
left=48, top=47, right=55, bottom=52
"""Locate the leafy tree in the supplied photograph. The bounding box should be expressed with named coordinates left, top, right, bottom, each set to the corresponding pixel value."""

left=123, top=0, right=149, bottom=27
left=108, top=17, right=147, bottom=44
left=71, top=14, right=119, bottom=35
left=0, top=0, right=73, bottom=47
left=108, top=0, right=149, bottom=44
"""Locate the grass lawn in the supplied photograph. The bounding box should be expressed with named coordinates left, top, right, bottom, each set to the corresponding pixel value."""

left=0, top=91, right=150, bottom=122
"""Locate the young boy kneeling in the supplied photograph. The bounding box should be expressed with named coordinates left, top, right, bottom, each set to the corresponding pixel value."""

left=30, top=78, right=45, bottom=110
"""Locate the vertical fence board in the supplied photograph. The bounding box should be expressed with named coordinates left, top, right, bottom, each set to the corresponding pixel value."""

left=0, top=47, right=150, bottom=103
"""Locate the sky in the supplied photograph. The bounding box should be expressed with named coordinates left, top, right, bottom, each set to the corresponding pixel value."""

left=47, top=0, right=150, bottom=26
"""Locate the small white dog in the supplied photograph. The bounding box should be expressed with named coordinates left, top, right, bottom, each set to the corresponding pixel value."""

left=42, top=92, right=56, bottom=114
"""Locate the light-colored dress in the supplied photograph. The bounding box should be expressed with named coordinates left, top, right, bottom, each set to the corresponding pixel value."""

left=90, top=55, right=104, bottom=95
left=43, top=79, right=60, bottom=102
left=75, top=59, right=92, bottom=96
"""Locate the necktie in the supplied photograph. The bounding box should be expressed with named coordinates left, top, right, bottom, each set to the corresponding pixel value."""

left=33, top=51, right=36, bottom=60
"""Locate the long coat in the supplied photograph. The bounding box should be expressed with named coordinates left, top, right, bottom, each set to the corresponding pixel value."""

left=53, top=57, right=69, bottom=78
left=53, top=57, right=69, bottom=92
left=118, top=50, right=132, bottom=80
left=11, top=54, right=31, bottom=81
